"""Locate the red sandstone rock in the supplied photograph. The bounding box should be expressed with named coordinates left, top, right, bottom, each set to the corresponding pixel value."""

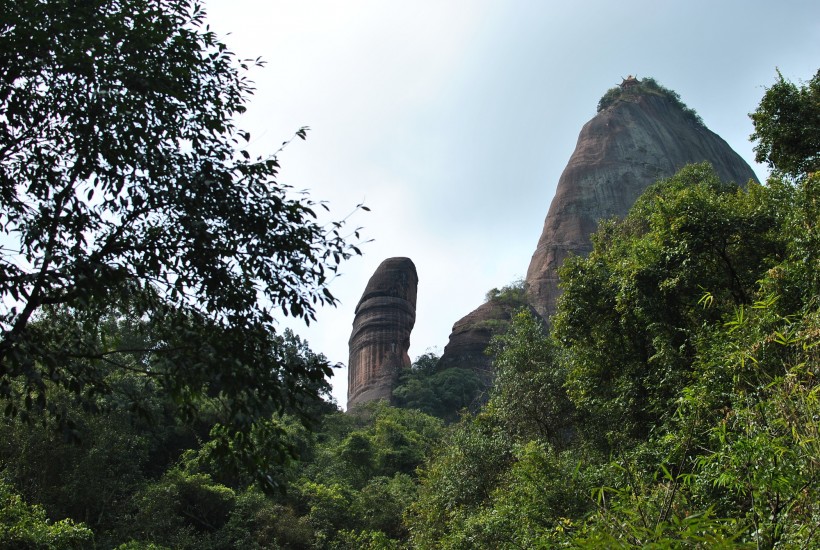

left=525, top=91, right=758, bottom=319
left=439, top=85, right=758, bottom=379
left=438, top=298, right=540, bottom=390
left=347, top=257, right=418, bottom=409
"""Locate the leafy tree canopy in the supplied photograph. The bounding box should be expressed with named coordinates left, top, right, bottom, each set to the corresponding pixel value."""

left=392, top=353, right=482, bottom=422
left=0, top=0, right=362, bottom=489
left=484, top=278, right=527, bottom=306
left=487, top=309, right=574, bottom=448
left=0, top=481, right=93, bottom=549
left=750, top=69, right=820, bottom=177
left=553, top=163, right=785, bottom=447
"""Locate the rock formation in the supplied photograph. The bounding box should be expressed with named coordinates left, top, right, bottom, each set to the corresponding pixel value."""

left=437, top=287, right=537, bottom=388
left=438, top=79, right=759, bottom=378
left=347, top=257, right=418, bottom=410
left=436, top=301, right=514, bottom=386
left=525, top=84, right=759, bottom=319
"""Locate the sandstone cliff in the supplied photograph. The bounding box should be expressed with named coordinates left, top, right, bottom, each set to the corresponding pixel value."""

left=526, top=85, right=759, bottom=319
left=347, top=257, right=418, bottom=410
left=437, top=285, right=537, bottom=388
left=439, top=80, right=759, bottom=379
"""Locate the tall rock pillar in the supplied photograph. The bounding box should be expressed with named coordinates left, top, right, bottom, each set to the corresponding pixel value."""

left=347, top=257, right=418, bottom=410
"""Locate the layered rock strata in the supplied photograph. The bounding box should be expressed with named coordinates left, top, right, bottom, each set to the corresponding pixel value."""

left=347, top=257, right=418, bottom=409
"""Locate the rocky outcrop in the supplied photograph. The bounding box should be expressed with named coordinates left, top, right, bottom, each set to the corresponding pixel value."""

left=525, top=89, right=759, bottom=319
left=347, top=257, right=418, bottom=409
left=437, top=297, right=539, bottom=389
left=439, top=81, right=759, bottom=379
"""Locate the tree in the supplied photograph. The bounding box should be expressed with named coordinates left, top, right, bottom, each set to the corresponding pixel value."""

left=487, top=309, right=574, bottom=448
left=750, top=69, right=820, bottom=177
left=0, top=0, right=362, bottom=484
left=130, top=469, right=237, bottom=549
left=552, top=163, right=784, bottom=448
left=407, top=411, right=514, bottom=548
left=0, top=481, right=93, bottom=549
left=240, top=402, right=445, bottom=547
left=392, top=353, right=482, bottom=422
left=750, top=69, right=820, bottom=299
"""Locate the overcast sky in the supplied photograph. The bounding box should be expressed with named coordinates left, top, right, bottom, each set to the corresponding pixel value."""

left=205, top=1, right=819, bottom=408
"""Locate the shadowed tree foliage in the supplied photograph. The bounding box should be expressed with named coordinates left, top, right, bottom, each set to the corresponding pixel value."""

left=487, top=309, right=574, bottom=448
left=392, top=353, right=482, bottom=422
left=552, top=163, right=785, bottom=448
left=0, top=0, right=362, bottom=489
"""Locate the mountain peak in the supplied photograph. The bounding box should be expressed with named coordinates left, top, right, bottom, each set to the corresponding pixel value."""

left=597, top=76, right=704, bottom=127
left=437, top=80, right=758, bottom=381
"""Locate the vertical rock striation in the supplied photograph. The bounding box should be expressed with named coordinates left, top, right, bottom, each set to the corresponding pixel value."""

left=347, top=257, right=418, bottom=410
left=525, top=90, right=759, bottom=319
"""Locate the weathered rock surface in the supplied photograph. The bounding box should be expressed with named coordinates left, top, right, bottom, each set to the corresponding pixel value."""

left=439, top=85, right=759, bottom=379
left=525, top=91, right=759, bottom=319
left=347, top=257, right=418, bottom=409
left=437, top=298, right=540, bottom=389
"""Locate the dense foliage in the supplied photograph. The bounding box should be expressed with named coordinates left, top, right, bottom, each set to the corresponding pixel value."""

left=392, top=353, right=482, bottom=423
left=1, top=389, right=444, bottom=548
left=554, top=162, right=783, bottom=448
left=0, top=482, right=92, bottom=549
left=407, top=69, right=819, bottom=549
left=750, top=69, right=820, bottom=176
left=1, top=3, right=816, bottom=545
left=1, top=0, right=363, bottom=491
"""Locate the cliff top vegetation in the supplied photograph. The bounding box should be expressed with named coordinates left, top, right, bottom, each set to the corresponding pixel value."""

left=597, top=76, right=704, bottom=126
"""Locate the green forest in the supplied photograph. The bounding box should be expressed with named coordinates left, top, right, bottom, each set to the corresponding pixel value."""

left=2, top=1, right=819, bottom=548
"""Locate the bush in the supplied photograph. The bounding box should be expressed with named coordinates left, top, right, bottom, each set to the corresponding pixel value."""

left=596, top=77, right=703, bottom=126
left=0, top=482, right=94, bottom=549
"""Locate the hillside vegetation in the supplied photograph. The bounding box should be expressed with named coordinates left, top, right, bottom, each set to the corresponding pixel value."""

left=1, top=0, right=818, bottom=546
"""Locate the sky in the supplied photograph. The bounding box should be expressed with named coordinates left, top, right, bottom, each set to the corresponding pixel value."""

left=204, top=1, right=820, bottom=408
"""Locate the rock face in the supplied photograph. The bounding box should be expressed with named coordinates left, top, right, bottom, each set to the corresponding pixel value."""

left=525, top=91, right=759, bottom=319
left=347, top=257, right=418, bottom=410
left=439, top=84, right=759, bottom=379
left=437, top=298, right=541, bottom=391
left=437, top=300, right=515, bottom=386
